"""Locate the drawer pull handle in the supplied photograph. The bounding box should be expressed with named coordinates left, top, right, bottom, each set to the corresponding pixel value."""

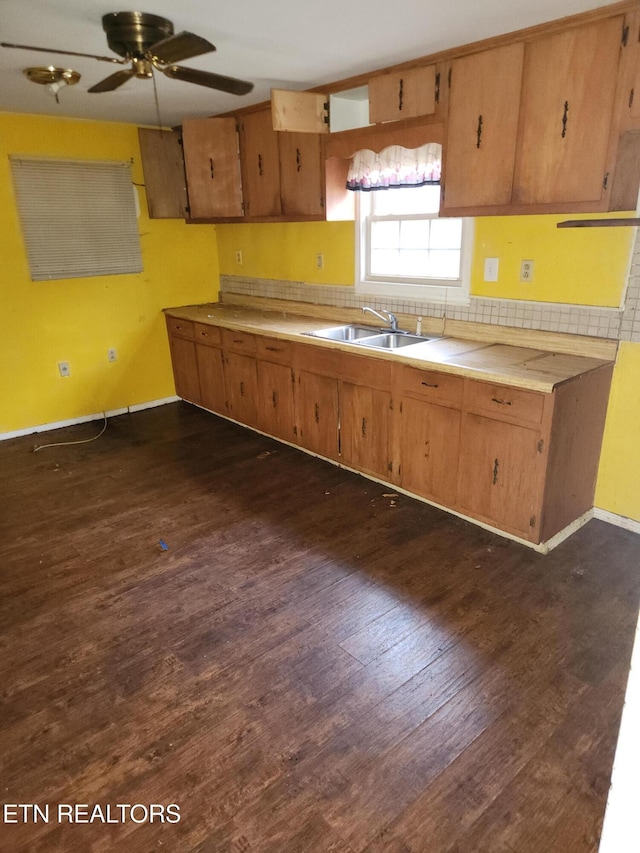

left=491, top=397, right=512, bottom=406
left=265, top=346, right=280, bottom=352
left=233, top=338, right=243, bottom=344
left=492, top=458, right=499, bottom=485
left=421, top=381, right=439, bottom=388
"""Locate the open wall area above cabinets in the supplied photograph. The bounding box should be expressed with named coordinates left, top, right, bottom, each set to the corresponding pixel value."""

left=139, top=2, right=640, bottom=224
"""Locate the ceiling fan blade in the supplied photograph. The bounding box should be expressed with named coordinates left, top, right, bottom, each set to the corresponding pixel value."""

left=148, top=31, right=215, bottom=65
left=88, top=68, right=137, bottom=93
left=163, top=65, right=254, bottom=96
left=0, top=41, right=125, bottom=64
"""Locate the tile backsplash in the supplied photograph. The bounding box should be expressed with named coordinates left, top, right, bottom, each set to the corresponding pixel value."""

left=221, top=231, right=640, bottom=344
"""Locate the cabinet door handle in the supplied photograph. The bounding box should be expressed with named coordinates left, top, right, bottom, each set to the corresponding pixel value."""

left=491, top=397, right=512, bottom=406
left=314, top=402, right=320, bottom=424
left=561, top=101, right=569, bottom=138
left=361, top=417, right=367, bottom=437
left=476, top=114, right=483, bottom=149
left=296, top=148, right=302, bottom=172
left=258, top=153, right=263, bottom=176
left=272, top=390, right=277, bottom=407
left=209, top=158, right=215, bottom=178
left=398, top=78, right=404, bottom=112
left=492, top=458, right=499, bottom=485
left=421, top=381, right=439, bottom=388
left=240, top=381, right=245, bottom=397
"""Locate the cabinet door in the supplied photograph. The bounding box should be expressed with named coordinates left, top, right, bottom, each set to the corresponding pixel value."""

left=443, top=43, right=524, bottom=210
left=196, top=344, right=226, bottom=414
left=169, top=336, right=201, bottom=404
left=240, top=109, right=282, bottom=217
left=181, top=117, right=243, bottom=218
left=513, top=17, right=622, bottom=205
left=271, top=89, right=329, bottom=134
left=223, top=352, right=258, bottom=426
left=458, top=413, right=543, bottom=540
left=257, top=361, right=295, bottom=442
left=295, top=370, right=339, bottom=460
left=368, top=66, right=437, bottom=123
left=138, top=128, right=189, bottom=219
left=278, top=132, right=324, bottom=216
left=340, top=383, right=393, bottom=479
left=400, top=397, right=461, bottom=507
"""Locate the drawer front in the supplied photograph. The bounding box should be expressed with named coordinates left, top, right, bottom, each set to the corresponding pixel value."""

left=400, top=365, right=463, bottom=407
left=166, top=316, right=195, bottom=341
left=221, top=328, right=257, bottom=356
left=193, top=322, right=222, bottom=347
left=338, top=352, right=392, bottom=390
left=256, top=336, right=293, bottom=365
left=465, top=380, right=546, bottom=424
left=293, top=342, right=342, bottom=377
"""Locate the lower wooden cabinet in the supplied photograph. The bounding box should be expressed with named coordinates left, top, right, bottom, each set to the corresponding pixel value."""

left=165, top=315, right=613, bottom=547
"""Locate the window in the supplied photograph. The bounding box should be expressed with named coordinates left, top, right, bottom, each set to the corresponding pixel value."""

left=10, top=157, right=143, bottom=281
left=351, top=145, right=472, bottom=303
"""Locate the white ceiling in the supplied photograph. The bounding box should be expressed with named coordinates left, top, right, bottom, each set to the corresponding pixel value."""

left=0, top=0, right=621, bottom=127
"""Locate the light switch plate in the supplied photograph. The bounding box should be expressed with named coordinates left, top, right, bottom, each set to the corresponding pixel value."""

left=484, top=257, right=499, bottom=282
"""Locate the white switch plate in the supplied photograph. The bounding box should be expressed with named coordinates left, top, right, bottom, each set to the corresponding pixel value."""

left=58, top=361, right=70, bottom=377
left=316, top=253, right=324, bottom=270
left=484, top=257, right=499, bottom=282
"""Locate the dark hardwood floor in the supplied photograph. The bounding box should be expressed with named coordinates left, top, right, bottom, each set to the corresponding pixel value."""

left=1, top=402, right=639, bottom=852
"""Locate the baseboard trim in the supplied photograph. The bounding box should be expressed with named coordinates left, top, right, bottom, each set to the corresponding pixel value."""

left=0, top=396, right=180, bottom=442
left=594, top=508, right=640, bottom=535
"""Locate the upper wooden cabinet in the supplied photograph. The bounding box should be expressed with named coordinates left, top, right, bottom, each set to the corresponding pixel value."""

left=181, top=117, right=244, bottom=219
left=368, top=66, right=437, bottom=123
left=278, top=132, right=324, bottom=216
left=442, top=43, right=525, bottom=211
left=239, top=108, right=282, bottom=218
left=138, top=128, right=189, bottom=219
left=513, top=17, right=622, bottom=206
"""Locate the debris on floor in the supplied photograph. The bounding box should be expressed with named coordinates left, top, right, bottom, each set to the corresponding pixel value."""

left=159, top=539, right=169, bottom=551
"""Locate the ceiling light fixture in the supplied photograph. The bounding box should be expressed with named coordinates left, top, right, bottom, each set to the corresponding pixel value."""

left=23, top=66, right=81, bottom=103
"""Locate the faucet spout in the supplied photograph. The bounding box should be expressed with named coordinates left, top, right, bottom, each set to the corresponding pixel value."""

left=362, top=306, right=398, bottom=332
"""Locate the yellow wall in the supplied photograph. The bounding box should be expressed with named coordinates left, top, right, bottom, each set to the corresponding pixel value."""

left=217, top=213, right=634, bottom=306
left=0, top=113, right=218, bottom=433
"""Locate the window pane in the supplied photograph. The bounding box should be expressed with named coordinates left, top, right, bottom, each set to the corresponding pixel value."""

left=371, top=183, right=440, bottom=216
left=427, top=250, right=461, bottom=278
left=371, top=249, right=401, bottom=275
left=371, top=220, right=399, bottom=249
left=430, top=218, right=462, bottom=249
left=399, top=250, right=430, bottom=277
left=399, top=219, right=430, bottom=249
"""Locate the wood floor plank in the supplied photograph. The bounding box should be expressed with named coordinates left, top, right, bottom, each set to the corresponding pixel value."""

left=1, top=402, right=639, bottom=852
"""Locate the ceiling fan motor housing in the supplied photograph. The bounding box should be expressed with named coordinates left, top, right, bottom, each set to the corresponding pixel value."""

left=102, top=12, right=174, bottom=59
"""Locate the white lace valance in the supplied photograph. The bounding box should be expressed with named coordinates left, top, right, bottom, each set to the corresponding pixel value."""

left=346, top=142, right=442, bottom=191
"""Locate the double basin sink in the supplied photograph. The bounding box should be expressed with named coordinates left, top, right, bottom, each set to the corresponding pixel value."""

left=302, top=324, right=440, bottom=351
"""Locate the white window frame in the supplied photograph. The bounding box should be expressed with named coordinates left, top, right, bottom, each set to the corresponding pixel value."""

left=355, top=189, right=473, bottom=305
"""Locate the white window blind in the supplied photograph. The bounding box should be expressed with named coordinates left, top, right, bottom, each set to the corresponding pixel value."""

left=10, top=156, right=143, bottom=281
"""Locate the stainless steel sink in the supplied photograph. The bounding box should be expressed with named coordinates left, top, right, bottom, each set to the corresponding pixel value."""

left=355, top=333, right=436, bottom=349
left=303, top=324, right=382, bottom=342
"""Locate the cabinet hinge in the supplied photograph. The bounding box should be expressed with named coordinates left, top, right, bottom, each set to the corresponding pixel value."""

left=387, top=461, right=393, bottom=473
left=389, top=398, right=394, bottom=411
left=537, top=439, right=544, bottom=454
left=622, top=24, right=630, bottom=46
left=435, top=71, right=440, bottom=104
left=293, top=425, right=298, bottom=437
left=323, top=101, right=330, bottom=125
left=529, top=515, right=536, bottom=528
left=603, top=172, right=609, bottom=191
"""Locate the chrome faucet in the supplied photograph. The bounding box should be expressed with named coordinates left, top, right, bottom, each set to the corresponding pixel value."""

left=362, top=306, right=398, bottom=332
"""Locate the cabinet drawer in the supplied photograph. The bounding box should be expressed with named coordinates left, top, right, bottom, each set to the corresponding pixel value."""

left=400, top=366, right=463, bottom=407
left=193, top=323, right=222, bottom=347
left=465, top=380, right=546, bottom=424
left=293, top=342, right=342, bottom=377
left=221, top=328, right=257, bottom=356
left=256, top=336, right=292, bottom=365
left=166, top=316, right=195, bottom=341
left=338, top=352, right=392, bottom=389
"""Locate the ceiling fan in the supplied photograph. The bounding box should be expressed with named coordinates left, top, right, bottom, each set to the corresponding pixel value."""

left=1, top=11, right=254, bottom=96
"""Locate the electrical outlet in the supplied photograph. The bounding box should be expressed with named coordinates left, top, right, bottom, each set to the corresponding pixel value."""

left=316, top=253, right=324, bottom=270
left=235, top=250, right=243, bottom=265
left=58, top=361, right=70, bottom=377
left=520, top=259, right=534, bottom=282
left=107, top=348, right=117, bottom=362
left=484, top=257, right=499, bottom=282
